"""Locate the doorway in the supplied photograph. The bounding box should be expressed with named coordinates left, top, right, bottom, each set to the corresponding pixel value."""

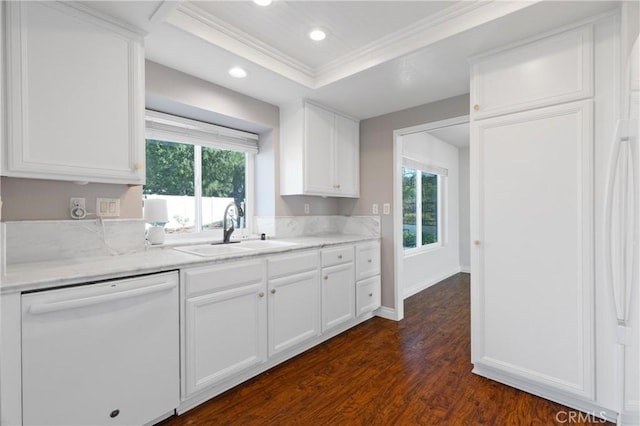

left=392, top=116, right=469, bottom=319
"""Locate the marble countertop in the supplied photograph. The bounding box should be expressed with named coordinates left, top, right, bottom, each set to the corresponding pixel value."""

left=1, top=234, right=379, bottom=294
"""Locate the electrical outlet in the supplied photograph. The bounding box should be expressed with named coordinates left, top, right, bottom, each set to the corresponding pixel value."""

left=304, top=203, right=310, bottom=214
left=70, top=198, right=86, bottom=219
left=372, top=203, right=379, bottom=214
left=383, top=203, right=390, bottom=215
left=96, top=198, right=120, bottom=217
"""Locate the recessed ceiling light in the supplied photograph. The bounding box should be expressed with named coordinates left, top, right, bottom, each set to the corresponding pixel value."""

left=228, top=67, right=247, bottom=78
left=253, top=0, right=272, bottom=6
left=309, top=29, right=326, bottom=41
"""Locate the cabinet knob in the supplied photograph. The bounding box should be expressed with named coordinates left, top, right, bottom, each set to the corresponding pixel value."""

left=338, top=255, right=343, bottom=259
left=368, top=293, right=373, bottom=297
left=336, top=184, right=341, bottom=189
left=259, top=292, right=265, bottom=298
left=474, top=240, right=481, bottom=246
left=324, top=276, right=328, bottom=280
left=133, top=162, right=143, bottom=170
left=367, top=259, right=372, bottom=263
left=473, top=104, right=480, bottom=111
left=110, top=410, right=120, bottom=418
left=270, top=289, right=276, bottom=294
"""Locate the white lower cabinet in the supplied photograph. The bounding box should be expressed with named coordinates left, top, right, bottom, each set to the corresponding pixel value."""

left=182, top=260, right=267, bottom=398
left=267, top=251, right=321, bottom=356
left=176, top=242, right=379, bottom=412
left=356, top=276, right=381, bottom=316
left=355, top=242, right=381, bottom=316
left=321, top=246, right=356, bottom=332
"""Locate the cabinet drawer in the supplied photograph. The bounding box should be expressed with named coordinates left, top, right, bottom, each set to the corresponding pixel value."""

left=321, top=246, right=354, bottom=267
left=356, top=242, right=380, bottom=281
left=470, top=25, right=593, bottom=119
left=356, top=275, right=381, bottom=316
left=184, top=260, right=264, bottom=297
left=268, top=251, right=318, bottom=279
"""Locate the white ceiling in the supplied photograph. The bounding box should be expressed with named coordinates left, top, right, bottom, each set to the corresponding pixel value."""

left=429, top=123, right=470, bottom=149
left=84, top=1, right=620, bottom=121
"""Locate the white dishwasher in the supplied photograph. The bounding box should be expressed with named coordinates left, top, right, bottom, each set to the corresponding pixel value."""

left=21, top=271, right=180, bottom=426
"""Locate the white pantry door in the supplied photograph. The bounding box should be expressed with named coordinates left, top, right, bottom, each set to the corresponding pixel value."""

left=471, top=100, right=594, bottom=399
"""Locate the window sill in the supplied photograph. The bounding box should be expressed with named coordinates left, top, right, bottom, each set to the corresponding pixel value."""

left=403, top=243, right=443, bottom=258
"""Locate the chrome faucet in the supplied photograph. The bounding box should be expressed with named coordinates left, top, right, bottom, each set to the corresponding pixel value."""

left=222, top=202, right=244, bottom=243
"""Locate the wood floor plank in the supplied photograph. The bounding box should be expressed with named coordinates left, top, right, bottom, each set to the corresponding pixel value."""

left=160, top=273, right=610, bottom=425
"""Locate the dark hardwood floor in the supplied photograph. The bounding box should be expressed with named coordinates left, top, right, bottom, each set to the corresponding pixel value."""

left=160, top=273, right=610, bottom=425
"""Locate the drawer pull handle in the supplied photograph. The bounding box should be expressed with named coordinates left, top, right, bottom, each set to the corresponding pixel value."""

left=474, top=240, right=481, bottom=246
left=367, top=259, right=372, bottom=263
left=369, top=293, right=373, bottom=297
left=324, top=276, right=328, bottom=280
left=338, top=255, right=343, bottom=259
left=270, top=289, right=276, bottom=294
left=473, top=104, right=480, bottom=111
left=259, top=292, right=265, bottom=298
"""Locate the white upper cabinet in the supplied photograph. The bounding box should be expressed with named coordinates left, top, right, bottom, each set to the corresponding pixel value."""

left=3, top=2, right=145, bottom=184
left=280, top=100, right=360, bottom=198
left=470, top=25, right=593, bottom=120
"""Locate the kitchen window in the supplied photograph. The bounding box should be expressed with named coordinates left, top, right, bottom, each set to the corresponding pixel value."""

left=144, top=110, right=258, bottom=238
left=402, top=158, right=446, bottom=251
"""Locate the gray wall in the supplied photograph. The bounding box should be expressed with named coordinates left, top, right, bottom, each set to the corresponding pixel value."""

left=339, top=94, right=470, bottom=310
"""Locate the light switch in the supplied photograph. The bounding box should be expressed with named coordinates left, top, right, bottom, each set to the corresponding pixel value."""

left=97, top=198, right=120, bottom=217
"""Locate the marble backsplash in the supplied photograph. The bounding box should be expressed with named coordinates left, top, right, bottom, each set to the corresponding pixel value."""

left=255, top=215, right=380, bottom=239
left=2, top=215, right=380, bottom=267
left=4, top=219, right=146, bottom=265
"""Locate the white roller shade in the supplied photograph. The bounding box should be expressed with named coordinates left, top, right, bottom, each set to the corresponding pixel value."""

left=145, top=110, right=259, bottom=154
left=402, top=156, right=448, bottom=176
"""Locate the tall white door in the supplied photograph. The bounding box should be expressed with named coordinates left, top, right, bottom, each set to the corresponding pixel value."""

left=471, top=100, right=595, bottom=399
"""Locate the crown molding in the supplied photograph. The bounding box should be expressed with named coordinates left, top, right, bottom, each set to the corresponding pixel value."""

left=166, top=2, right=316, bottom=87
left=166, top=0, right=539, bottom=90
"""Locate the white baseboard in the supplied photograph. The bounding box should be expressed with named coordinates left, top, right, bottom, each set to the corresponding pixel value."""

left=403, top=267, right=461, bottom=299
left=460, top=265, right=471, bottom=273
left=375, top=306, right=400, bottom=321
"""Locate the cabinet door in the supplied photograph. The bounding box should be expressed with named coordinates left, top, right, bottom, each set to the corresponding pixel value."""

left=304, top=103, right=335, bottom=194
left=322, top=262, right=355, bottom=332
left=471, top=100, right=594, bottom=399
left=334, top=114, right=360, bottom=197
left=356, top=275, right=381, bottom=316
left=185, top=281, right=266, bottom=397
left=4, top=2, right=144, bottom=184
left=470, top=25, right=592, bottom=119
left=268, top=270, right=321, bottom=356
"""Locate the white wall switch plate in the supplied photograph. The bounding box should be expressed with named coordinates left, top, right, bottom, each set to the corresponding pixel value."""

left=383, top=203, right=390, bottom=215
left=97, top=198, right=120, bottom=217
left=372, top=203, right=379, bottom=214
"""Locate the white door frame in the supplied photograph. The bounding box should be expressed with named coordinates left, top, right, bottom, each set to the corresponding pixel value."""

left=392, top=115, right=469, bottom=321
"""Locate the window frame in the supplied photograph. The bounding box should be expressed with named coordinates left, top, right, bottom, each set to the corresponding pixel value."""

left=402, top=162, right=445, bottom=255
left=144, top=111, right=257, bottom=242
